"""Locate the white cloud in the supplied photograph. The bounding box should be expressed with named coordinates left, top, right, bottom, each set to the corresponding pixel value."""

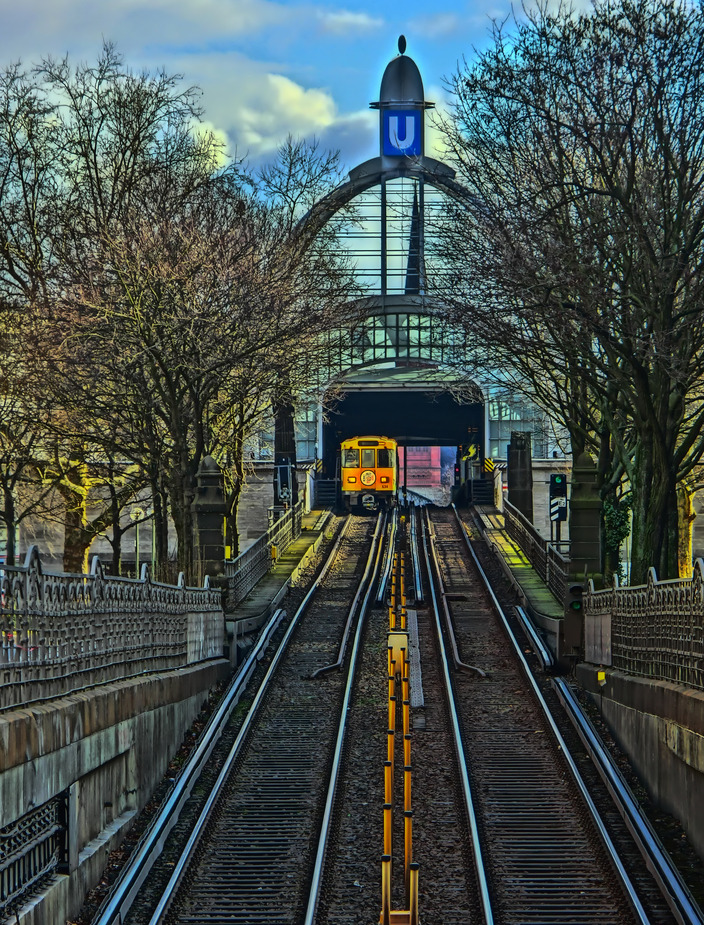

left=165, top=47, right=372, bottom=165
left=0, top=0, right=479, bottom=172
left=318, top=109, right=377, bottom=168
left=409, top=13, right=463, bottom=39
left=317, top=10, right=384, bottom=35
left=236, top=73, right=337, bottom=154
left=136, top=0, right=292, bottom=38
left=0, top=0, right=295, bottom=61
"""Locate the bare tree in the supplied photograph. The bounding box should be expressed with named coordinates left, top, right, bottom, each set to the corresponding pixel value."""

left=437, top=0, right=704, bottom=580
left=0, top=65, right=67, bottom=563
left=0, top=47, right=362, bottom=578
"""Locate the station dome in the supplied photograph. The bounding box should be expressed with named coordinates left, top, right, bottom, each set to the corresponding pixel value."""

left=378, top=36, right=426, bottom=105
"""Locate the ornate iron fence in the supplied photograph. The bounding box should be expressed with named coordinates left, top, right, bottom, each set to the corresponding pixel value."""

left=0, top=791, right=68, bottom=921
left=503, top=500, right=570, bottom=605
left=225, top=501, right=304, bottom=606
left=585, top=562, right=704, bottom=690
left=0, top=547, right=223, bottom=714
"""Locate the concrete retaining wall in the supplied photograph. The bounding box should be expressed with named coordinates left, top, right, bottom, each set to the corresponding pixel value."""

left=1, top=659, right=231, bottom=924
left=576, top=663, right=704, bottom=860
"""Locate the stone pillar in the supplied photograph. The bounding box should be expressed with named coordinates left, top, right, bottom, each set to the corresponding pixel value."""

left=563, top=451, right=603, bottom=655
left=191, top=455, right=226, bottom=580
left=507, top=432, right=533, bottom=522
left=569, top=451, right=602, bottom=578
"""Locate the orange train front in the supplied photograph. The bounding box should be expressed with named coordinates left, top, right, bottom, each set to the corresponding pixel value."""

left=340, top=435, right=398, bottom=511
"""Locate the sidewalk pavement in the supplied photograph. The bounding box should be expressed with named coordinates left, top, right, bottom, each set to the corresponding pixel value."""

left=473, top=504, right=564, bottom=653
left=227, top=508, right=333, bottom=629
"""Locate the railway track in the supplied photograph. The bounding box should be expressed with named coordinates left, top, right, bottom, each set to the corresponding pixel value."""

left=91, top=503, right=704, bottom=925
left=423, top=504, right=702, bottom=925
left=426, top=505, right=645, bottom=923
left=94, top=513, right=386, bottom=925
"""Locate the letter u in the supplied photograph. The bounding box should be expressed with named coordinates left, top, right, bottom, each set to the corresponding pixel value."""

left=388, top=116, right=416, bottom=151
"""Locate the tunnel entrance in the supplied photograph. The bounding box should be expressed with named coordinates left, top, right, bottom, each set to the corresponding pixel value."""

left=321, top=378, right=484, bottom=484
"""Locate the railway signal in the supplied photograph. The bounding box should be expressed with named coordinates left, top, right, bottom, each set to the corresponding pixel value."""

left=565, top=582, right=584, bottom=615
left=549, top=473, right=568, bottom=522
left=549, top=472, right=568, bottom=546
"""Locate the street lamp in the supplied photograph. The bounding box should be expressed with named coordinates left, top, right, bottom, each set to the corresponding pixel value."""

left=130, top=508, right=144, bottom=579
left=146, top=508, right=155, bottom=577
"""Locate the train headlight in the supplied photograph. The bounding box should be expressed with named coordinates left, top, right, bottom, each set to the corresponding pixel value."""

left=347, top=476, right=357, bottom=484
left=380, top=476, right=389, bottom=484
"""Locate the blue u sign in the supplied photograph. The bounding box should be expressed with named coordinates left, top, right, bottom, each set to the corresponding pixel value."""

left=383, top=109, right=421, bottom=156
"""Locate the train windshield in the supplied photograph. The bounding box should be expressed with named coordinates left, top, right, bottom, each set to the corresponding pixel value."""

left=343, top=448, right=359, bottom=467
left=377, top=448, right=392, bottom=468
left=361, top=448, right=375, bottom=468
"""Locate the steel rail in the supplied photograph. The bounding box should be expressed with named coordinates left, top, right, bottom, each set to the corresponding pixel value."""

left=408, top=504, right=424, bottom=604
left=144, top=514, right=355, bottom=925
left=95, top=516, right=348, bottom=925
left=424, top=512, right=486, bottom=678
left=421, top=509, right=495, bottom=925
left=313, top=513, right=386, bottom=678
left=511, top=587, right=702, bottom=923
left=513, top=603, right=554, bottom=670
left=303, top=512, right=387, bottom=925
left=93, top=605, right=288, bottom=925
left=553, top=676, right=704, bottom=925
left=376, top=509, right=398, bottom=604
left=453, top=506, right=651, bottom=925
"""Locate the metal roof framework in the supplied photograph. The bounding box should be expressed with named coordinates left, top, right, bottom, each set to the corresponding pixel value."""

left=297, top=156, right=481, bottom=387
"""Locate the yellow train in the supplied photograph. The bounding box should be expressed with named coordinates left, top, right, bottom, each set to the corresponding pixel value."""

left=340, top=435, right=398, bottom=511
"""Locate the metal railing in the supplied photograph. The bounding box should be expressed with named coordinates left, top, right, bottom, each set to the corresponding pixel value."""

left=0, top=547, right=224, bottom=714
left=585, top=562, right=704, bottom=691
left=503, top=500, right=570, bottom=605
left=225, top=501, right=304, bottom=606
left=0, top=791, right=68, bottom=921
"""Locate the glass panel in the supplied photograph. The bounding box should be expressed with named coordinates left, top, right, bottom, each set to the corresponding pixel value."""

left=361, top=448, right=375, bottom=468
left=378, top=448, right=391, bottom=467
left=296, top=438, right=315, bottom=461
left=343, top=448, right=360, bottom=467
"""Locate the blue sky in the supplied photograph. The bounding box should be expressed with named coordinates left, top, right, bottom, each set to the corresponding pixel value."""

left=0, top=0, right=521, bottom=170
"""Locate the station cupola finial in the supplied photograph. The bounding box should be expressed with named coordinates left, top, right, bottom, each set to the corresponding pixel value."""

left=371, top=36, right=433, bottom=158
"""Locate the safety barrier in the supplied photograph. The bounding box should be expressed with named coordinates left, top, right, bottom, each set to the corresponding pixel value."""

left=225, top=501, right=303, bottom=606
left=503, top=500, right=570, bottom=604
left=585, top=562, right=704, bottom=691
left=0, top=547, right=223, bottom=714
left=381, top=549, right=420, bottom=925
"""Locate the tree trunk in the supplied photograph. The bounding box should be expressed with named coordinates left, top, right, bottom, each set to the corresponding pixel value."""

left=109, top=526, right=124, bottom=576
left=149, top=478, right=169, bottom=581
left=2, top=488, right=16, bottom=566
left=630, top=437, right=679, bottom=582
left=59, top=465, right=92, bottom=574
left=166, top=463, right=197, bottom=581
left=677, top=481, right=695, bottom=579
left=62, top=498, right=91, bottom=573
left=224, top=423, right=246, bottom=559
left=108, top=483, right=123, bottom=575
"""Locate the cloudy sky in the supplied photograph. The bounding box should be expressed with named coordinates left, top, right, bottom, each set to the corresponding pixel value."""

left=1, top=0, right=517, bottom=170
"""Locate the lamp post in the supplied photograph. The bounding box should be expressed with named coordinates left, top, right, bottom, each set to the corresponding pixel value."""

left=147, top=508, right=155, bottom=577
left=131, top=508, right=144, bottom=578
